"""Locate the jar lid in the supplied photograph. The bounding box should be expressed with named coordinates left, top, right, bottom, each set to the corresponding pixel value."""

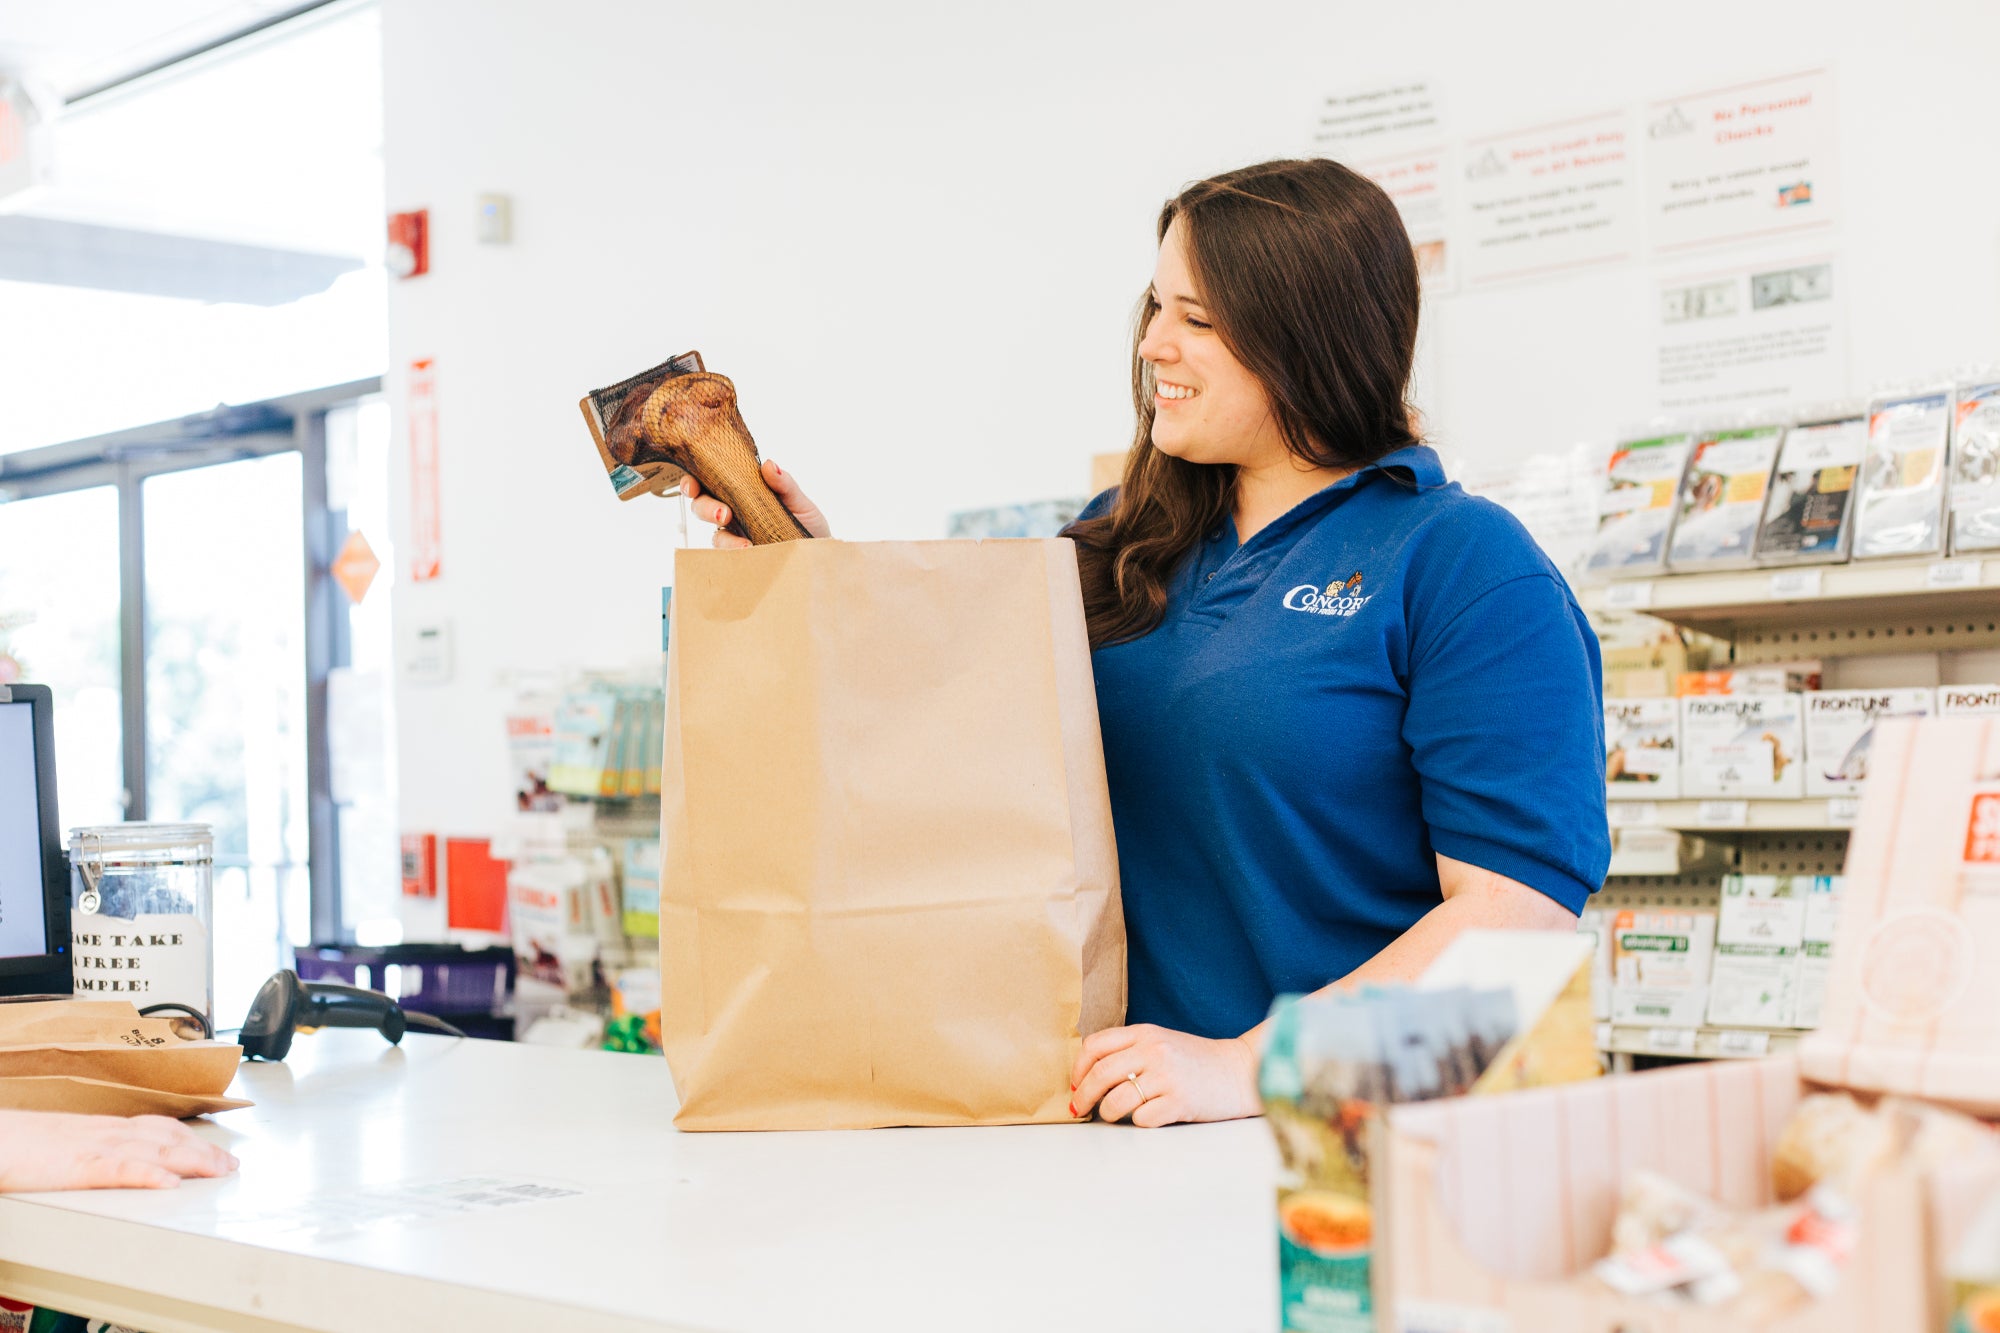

left=68, top=823, right=215, bottom=856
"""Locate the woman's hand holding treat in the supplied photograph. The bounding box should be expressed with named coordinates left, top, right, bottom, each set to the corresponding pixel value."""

left=1069, top=1024, right=1263, bottom=1128
left=680, top=462, right=830, bottom=549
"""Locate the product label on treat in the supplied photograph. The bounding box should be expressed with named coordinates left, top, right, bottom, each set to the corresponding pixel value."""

left=1278, top=1187, right=1372, bottom=1333
left=70, top=913, right=210, bottom=1016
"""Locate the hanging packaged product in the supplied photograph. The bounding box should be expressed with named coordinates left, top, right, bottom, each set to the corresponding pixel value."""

left=1853, top=387, right=1953, bottom=559
left=1610, top=909, right=1716, bottom=1028
left=1948, top=378, right=2000, bottom=553
left=1802, top=688, right=1935, bottom=798
left=1604, top=698, right=1679, bottom=798
left=1939, top=684, right=2000, bottom=716
left=1666, top=425, right=1784, bottom=569
left=1679, top=693, right=1806, bottom=798
left=1790, top=875, right=1843, bottom=1030
left=1754, top=413, right=1867, bottom=564
left=1706, top=875, right=1807, bottom=1029
left=1584, top=433, right=1694, bottom=578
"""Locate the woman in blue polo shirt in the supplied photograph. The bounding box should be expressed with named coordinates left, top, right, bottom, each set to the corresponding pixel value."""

left=682, top=158, right=1610, bottom=1129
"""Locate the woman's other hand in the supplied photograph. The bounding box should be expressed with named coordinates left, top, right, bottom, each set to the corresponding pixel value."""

left=0, top=1110, right=239, bottom=1192
left=679, top=461, right=831, bottom=549
left=1068, top=1023, right=1262, bottom=1127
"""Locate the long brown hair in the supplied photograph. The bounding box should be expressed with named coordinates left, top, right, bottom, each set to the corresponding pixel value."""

left=1067, top=159, right=1422, bottom=647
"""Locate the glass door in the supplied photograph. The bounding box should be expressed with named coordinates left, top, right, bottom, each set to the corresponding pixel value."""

left=0, top=486, right=127, bottom=829
left=143, top=453, right=308, bottom=1027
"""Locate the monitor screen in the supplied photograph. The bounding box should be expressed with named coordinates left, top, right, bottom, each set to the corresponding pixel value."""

left=0, top=699, right=51, bottom=961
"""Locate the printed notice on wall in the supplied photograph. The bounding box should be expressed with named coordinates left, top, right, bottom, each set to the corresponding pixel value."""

left=408, top=358, right=442, bottom=583
left=1654, top=254, right=1846, bottom=413
left=1645, top=69, right=1837, bottom=255
left=1310, top=79, right=1443, bottom=156
left=1459, top=110, right=1638, bottom=288
left=1351, top=145, right=1453, bottom=294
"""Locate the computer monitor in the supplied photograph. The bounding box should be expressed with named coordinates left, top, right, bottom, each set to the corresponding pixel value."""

left=0, top=684, right=73, bottom=997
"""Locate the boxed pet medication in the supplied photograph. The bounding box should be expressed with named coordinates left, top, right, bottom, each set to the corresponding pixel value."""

left=1791, top=875, right=1843, bottom=1030
left=1803, top=688, right=1935, bottom=798
left=1939, top=685, right=2000, bottom=717
left=1604, top=698, right=1679, bottom=798
left=1681, top=694, right=1806, bottom=798
left=1707, top=876, right=1808, bottom=1029
left=1677, top=663, right=1821, bottom=696
left=1611, top=909, right=1717, bottom=1028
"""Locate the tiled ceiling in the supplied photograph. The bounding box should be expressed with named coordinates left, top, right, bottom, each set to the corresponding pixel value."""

left=0, top=0, right=319, bottom=100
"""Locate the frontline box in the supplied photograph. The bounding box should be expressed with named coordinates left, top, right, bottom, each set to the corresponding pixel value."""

left=1803, top=688, right=1934, bottom=798
left=1707, top=875, right=1808, bottom=1029
left=1603, top=698, right=1679, bottom=799
left=1680, top=694, right=1806, bottom=798
left=1939, top=684, right=2000, bottom=716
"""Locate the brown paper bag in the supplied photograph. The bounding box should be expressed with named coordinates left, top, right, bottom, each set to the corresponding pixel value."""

left=0, top=1075, right=250, bottom=1119
left=0, top=1043, right=244, bottom=1097
left=660, top=538, right=1124, bottom=1130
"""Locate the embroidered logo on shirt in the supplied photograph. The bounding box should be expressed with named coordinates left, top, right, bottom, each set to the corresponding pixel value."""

left=1281, top=571, right=1373, bottom=617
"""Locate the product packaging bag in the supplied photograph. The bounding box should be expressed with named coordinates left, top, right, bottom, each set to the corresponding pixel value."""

left=0, top=1000, right=250, bottom=1117
left=659, top=538, right=1125, bottom=1130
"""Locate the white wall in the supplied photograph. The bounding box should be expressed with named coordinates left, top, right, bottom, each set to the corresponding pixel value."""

left=381, top=0, right=2000, bottom=908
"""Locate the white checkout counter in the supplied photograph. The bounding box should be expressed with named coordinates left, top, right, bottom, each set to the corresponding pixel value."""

left=0, top=1031, right=1278, bottom=1332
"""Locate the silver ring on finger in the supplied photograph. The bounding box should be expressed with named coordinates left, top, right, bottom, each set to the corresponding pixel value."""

left=1126, top=1071, right=1149, bottom=1102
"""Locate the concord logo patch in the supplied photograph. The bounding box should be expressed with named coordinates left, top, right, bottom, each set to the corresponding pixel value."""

left=1282, top=571, right=1373, bottom=618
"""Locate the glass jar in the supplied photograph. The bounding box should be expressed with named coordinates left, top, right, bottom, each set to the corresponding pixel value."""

left=68, top=823, right=215, bottom=1026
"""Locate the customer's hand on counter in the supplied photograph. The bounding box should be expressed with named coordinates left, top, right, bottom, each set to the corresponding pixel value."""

left=1069, top=1024, right=1263, bottom=1128
left=0, top=1109, right=238, bottom=1192
left=681, top=461, right=831, bottom=549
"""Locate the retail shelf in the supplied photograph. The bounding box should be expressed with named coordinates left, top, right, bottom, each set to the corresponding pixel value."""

left=1579, top=555, right=2000, bottom=653
left=1607, top=797, right=1858, bottom=833
left=1596, top=1023, right=1805, bottom=1061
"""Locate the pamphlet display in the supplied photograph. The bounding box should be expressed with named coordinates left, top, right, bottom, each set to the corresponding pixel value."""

left=1948, top=379, right=2000, bottom=553
left=1585, top=434, right=1693, bottom=577
left=1679, top=693, right=1806, bottom=798
left=1754, top=414, right=1867, bottom=564
left=1853, top=388, right=1953, bottom=559
left=1666, top=425, right=1783, bottom=569
left=1603, top=698, right=1679, bottom=799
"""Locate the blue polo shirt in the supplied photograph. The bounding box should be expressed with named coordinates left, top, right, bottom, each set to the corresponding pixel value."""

left=1074, top=444, right=1609, bottom=1040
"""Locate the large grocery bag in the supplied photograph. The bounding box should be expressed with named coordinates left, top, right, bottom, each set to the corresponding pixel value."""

left=659, top=538, right=1125, bottom=1130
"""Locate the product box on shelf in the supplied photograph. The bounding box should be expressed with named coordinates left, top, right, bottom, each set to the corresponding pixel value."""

left=1610, top=909, right=1716, bottom=1028
left=1668, top=425, right=1785, bottom=569
left=1605, top=698, right=1680, bottom=798
left=1586, top=433, right=1695, bottom=578
left=1803, top=688, right=1935, bottom=798
left=1678, top=664, right=1821, bottom=696
left=1939, top=684, right=2000, bottom=716
left=1756, top=413, right=1867, bottom=565
left=1681, top=694, right=1807, bottom=798
left=1854, top=387, right=1953, bottom=560
left=1791, top=875, right=1843, bottom=1030
left=1948, top=379, right=2000, bottom=554
left=1707, top=875, right=1807, bottom=1028
left=1578, top=908, right=1614, bottom=1023
left=1369, top=716, right=2000, bottom=1333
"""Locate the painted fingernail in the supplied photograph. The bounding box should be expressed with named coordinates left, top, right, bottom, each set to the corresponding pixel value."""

left=1068, top=1102, right=1078, bottom=1117
left=771, top=461, right=783, bottom=475
left=1069, top=1083, right=1075, bottom=1092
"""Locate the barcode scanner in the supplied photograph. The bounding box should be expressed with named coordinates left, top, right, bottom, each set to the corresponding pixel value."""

left=238, top=969, right=463, bottom=1061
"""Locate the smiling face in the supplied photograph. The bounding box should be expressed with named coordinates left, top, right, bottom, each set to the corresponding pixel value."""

left=1137, top=219, right=1292, bottom=471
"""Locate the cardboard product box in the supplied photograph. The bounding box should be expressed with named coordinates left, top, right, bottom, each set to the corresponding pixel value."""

left=1707, top=876, right=1808, bottom=1028
left=1804, top=688, right=1935, bottom=798
left=1677, top=663, right=1822, bottom=696
left=1605, top=698, right=1680, bottom=798
left=1577, top=908, right=1615, bottom=1022
left=1611, top=909, right=1716, bottom=1028
left=1939, top=684, right=2000, bottom=716
left=1791, top=875, right=1843, bottom=1030
left=1681, top=694, right=1807, bottom=798
left=1370, top=718, right=2000, bottom=1333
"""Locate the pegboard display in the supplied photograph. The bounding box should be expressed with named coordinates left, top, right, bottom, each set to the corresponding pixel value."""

left=1732, top=613, right=2000, bottom=664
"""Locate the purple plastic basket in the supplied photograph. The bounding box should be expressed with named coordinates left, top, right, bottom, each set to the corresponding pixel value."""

left=293, top=944, right=514, bottom=1016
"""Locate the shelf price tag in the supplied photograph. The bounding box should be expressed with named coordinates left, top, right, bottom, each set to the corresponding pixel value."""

left=1927, top=559, right=1983, bottom=589
left=1697, top=800, right=1750, bottom=828
left=1608, top=802, right=1659, bottom=828
left=1646, top=1028, right=1697, bottom=1055
left=1769, top=568, right=1824, bottom=600
left=1716, top=1030, right=1771, bottom=1058
left=1602, top=581, right=1655, bottom=611
left=1828, top=797, right=1861, bottom=826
